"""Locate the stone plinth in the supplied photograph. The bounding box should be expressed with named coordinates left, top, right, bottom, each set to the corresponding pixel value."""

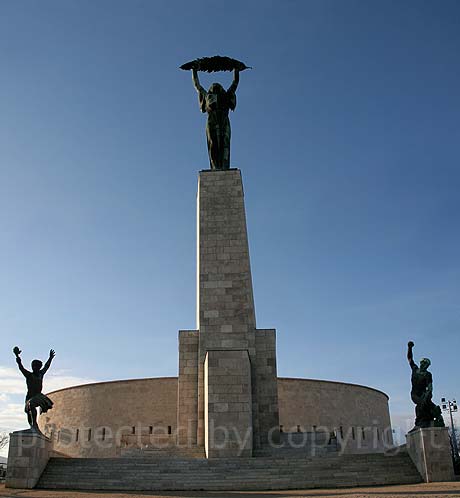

left=6, top=430, right=52, bottom=488
left=196, top=169, right=280, bottom=455
left=204, top=350, right=252, bottom=458
left=177, top=330, right=199, bottom=445
left=253, top=329, right=280, bottom=447
left=196, top=169, right=257, bottom=358
left=175, top=169, right=280, bottom=456
left=406, top=427, right=455, bottom=482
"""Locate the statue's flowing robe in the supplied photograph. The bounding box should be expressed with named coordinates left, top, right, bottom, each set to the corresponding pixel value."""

left=26, top=393, right=54, bottom=414
left=198, top=86, right=237, bottom=170
left=24, top=371, right=54, bottom=414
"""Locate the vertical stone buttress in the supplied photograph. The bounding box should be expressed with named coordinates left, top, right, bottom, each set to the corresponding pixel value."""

left=178, top=169, right=279, bottom=457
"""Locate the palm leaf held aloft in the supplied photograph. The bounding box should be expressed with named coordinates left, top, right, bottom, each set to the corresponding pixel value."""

left=180, top=55, right=251, bottom=72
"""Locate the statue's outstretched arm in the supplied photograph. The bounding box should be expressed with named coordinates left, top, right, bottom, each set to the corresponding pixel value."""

left=14, top=352, right=30, bottom=378
left=228, top=68, right=239, bottom=94
left=41, top=349, right=55, bottom=375
left=407, top=341, right=416, bottom=369
left=192, top=69, right=205, bottom=94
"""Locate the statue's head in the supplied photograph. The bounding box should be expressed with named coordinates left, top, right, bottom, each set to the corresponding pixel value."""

left=420, top=357, right=431, bottom=371
left=31, top=359, right=42, bottom=373
left=208, top=83, right=225, bottom=94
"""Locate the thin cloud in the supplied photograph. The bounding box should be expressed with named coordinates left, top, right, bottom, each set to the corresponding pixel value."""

left=0, top=363, right=97, bottom=457
left=0, top=365, right=96, bottom=396
left=0, top=403, right=25, bottom=430
left=0, top=367, right=24, bottom=395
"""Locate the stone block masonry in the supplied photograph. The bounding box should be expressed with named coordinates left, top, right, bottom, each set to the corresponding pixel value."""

left=6, top=430, right=52, bottom=489
left=36, top=376, right=392, bottom=458
left=254, top=329, right=280, bottom=447
left=205, top=350, right=252, bottom=458
left=177, top=168, right=280, bottom=456
left=177, top=330, right=199, bottom=446
left=406, top=427, right=455, bottom=482
left=197, top=169, right=257, bottom=356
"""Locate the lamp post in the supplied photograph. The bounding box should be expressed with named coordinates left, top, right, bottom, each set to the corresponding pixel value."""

left=441, top=397, right=458, bottom=459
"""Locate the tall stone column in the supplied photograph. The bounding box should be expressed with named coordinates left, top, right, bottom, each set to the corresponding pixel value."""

left=178, top=169, right=279, bottom=457
left=197, top=169, right=256, bottom=457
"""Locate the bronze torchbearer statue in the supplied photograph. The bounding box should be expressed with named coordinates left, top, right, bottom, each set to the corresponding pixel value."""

left=13, top=346, right=55, bottom=431
left=181, top=56, right=251, bottom=170
left=407, top=341, right=444, bottom=429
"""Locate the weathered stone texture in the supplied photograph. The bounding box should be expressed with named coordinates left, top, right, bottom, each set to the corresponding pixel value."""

left=37, top=452, right=422, bottom=491
left=197, top=169, right=256, bottom=355
left=406, top=427, right=455, bottom=482
left=39, top=377, right=393, bottom=457
left=194, top=169, right=279, bottom=454
left=6, top=430, right=52, bottom=489
left=253, top=329, right=280, bottom=448
left=177, top=330, right=199, bottom=445
left=204, top=350, right=252, bottom=458
left=38, top=378, right=178, bottom=458
left=278, top=378, right=393, bottom=453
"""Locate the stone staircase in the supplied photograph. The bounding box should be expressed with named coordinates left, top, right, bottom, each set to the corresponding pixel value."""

left=254, top=431, right=339, bottom=457
left=120, top=446, right=206, bottom=458
left=37, top=452, right=422, bottom=491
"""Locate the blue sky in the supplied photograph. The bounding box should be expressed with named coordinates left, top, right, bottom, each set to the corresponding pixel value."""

left=1, top=0, right=459, bottom=450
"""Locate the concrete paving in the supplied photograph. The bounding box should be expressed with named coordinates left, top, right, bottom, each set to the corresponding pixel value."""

left=1, top=481, right=460, bottom=498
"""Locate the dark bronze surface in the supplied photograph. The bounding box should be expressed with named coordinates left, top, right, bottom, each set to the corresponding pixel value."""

left=13, top=346, right=55, bottom=431
left=407, top=341, right=445, bottom=429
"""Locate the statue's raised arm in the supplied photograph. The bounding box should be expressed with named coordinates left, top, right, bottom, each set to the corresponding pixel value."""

left=228, top=68, right=240, bottom=94
left=41, top=349, right=56, bottom=375
left=407, top=341, right=416, bottom=369
left=192, top=68, right=205, bottom=95
left=13, top=346, right=30, bottom=378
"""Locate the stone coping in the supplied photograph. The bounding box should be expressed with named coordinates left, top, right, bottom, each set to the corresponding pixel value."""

left=199, top=168, right=240, bottom=173
left=9, top=430, right=51, bottom=440
left=279, top=377, right=389, bottom=400
left=45, top=376, right=388, bottom=400
left=44, top=376, right=178, bottom=395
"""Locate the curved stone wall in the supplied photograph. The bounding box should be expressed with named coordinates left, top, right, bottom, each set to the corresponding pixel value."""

left=39, top=377, right=392, bottom=457
left=39, top=377, right=178, bottom=458
left=278, top=378, right=393, bottom=453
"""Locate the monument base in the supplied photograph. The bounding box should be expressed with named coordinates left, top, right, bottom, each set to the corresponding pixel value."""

left=406, top=427, right=455, bottom=482
left=5, top=429, right=52, bottom=489
left=204, top=350, right=253, bottom=458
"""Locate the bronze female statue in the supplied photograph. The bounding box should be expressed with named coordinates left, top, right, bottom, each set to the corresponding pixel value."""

left=181, top=56, right=250, bottom=170
left=192, top=68, right=239, bottom=170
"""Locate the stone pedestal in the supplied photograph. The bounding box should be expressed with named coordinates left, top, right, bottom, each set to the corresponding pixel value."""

left=406, top=427, right=455, bottom=482
left=177, top=330, right=199, bottom=446
left=177, top=169, right=280, bottom=456
left=5, top=430, right=52, bottom=488
left=204, top=350, right=252, bottom=458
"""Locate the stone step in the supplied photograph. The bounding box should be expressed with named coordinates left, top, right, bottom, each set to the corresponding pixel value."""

left=41, top=459, right=416, bottom=471
left=37, top=452, right=422, bottom=491
left=120, top=446, right=206, bottom=459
